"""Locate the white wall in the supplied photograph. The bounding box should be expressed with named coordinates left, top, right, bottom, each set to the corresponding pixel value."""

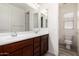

left=48, top=4, right=59, bottom=56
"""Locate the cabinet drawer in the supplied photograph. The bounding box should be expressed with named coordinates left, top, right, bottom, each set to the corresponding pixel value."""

left=3, top=39, right=33, bottom=53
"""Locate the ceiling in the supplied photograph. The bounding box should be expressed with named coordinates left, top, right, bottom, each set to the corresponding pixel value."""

left=37, top=3, right=48, bottom=10
left=59, top=3, right=77, bottom=8
left=10, top=3, right=31, bottom=10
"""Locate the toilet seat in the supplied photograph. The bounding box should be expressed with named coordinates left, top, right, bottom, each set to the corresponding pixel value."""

left=65, top=40, right=72, bottom=44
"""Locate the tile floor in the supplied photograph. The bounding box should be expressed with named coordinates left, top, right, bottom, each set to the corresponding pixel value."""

left=59, top=44, right=77, bottom=56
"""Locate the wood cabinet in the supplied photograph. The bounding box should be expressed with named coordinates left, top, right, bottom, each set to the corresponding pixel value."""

left=22, top=39, right=33, bottom=56
left=33, top=37, right=41, bottom=56
left=10, top=49, right=22, bottom=56
left=0, top=34, right=48, bottom=56
left=40, top=34, right=48, bottom=55
left=3, top=39, right=33, bottom=56
left=0, top=46, right=3, bottom=56
left=23, top=46, right=33, bottom=56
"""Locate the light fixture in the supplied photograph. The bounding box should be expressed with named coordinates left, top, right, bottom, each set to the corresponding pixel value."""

left=27, top=3, right=40, bottom=10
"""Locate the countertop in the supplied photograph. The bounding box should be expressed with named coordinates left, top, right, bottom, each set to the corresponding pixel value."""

left=0, top=29, right=48, bottom=45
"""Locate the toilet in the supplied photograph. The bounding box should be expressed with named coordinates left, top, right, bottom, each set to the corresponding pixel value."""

left=65, top=40, right=72, bottom=49
left=65, top=36, right=72, bottom=49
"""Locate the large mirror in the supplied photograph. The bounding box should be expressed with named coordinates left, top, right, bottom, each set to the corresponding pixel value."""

left=0, top=3, right=48, bottom=33
left=0, top=3, right=31, bottom=33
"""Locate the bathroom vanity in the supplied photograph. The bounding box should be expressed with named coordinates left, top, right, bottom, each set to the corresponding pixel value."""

left=0, top=3, right=48, bottom=56
left=0, top=34, right=48, bottom=56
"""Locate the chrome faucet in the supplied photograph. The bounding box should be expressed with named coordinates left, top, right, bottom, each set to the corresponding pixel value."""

left=11, top=32, right=17, bottom=37
left=33, top=29, right=40, bottom=34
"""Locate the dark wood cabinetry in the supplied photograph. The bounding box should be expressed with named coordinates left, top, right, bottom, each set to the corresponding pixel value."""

left=10, top=49, right=22, bottom=56
left=33, top=37, right=41, bottom=56
left=0, top=34, right=48, bottom=56
left=40, top=34, right=48, bottom=55
left=0, top=46, right=3, bottom=56
left=3, top=39, right=33, bottom=56
left=22, top=39, right=33, bottom=56
left=23, top=46, right=33, bottom=56
left=0, top=46, right=2, bottom=53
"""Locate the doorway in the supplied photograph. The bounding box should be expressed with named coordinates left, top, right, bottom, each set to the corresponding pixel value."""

left=59, top=3, right=77, bottom=56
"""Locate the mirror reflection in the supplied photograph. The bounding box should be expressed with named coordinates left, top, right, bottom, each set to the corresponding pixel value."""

left=0, top=3, right=48, bottom=33
left=33, top=13, right=39, bottom=28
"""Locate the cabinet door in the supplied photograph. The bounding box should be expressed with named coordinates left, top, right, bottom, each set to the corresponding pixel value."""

left=0, top=46, right=3, bottom=56
left=34, top=37, right=40, bottom=56
left=43, top=38, right=48, bottom=53
left=41, top=34, right=48, bottom=55
left=34, top=37, right=40, bottom=48
left=34, top=47, right=40, bottom=56
left=23, top=46, right=33, bottom=56
left=41, top=39, right=45, bottom=55
left=3, top=41, right=24, bottom=54
left=10, top=49, right=22, bottom=56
